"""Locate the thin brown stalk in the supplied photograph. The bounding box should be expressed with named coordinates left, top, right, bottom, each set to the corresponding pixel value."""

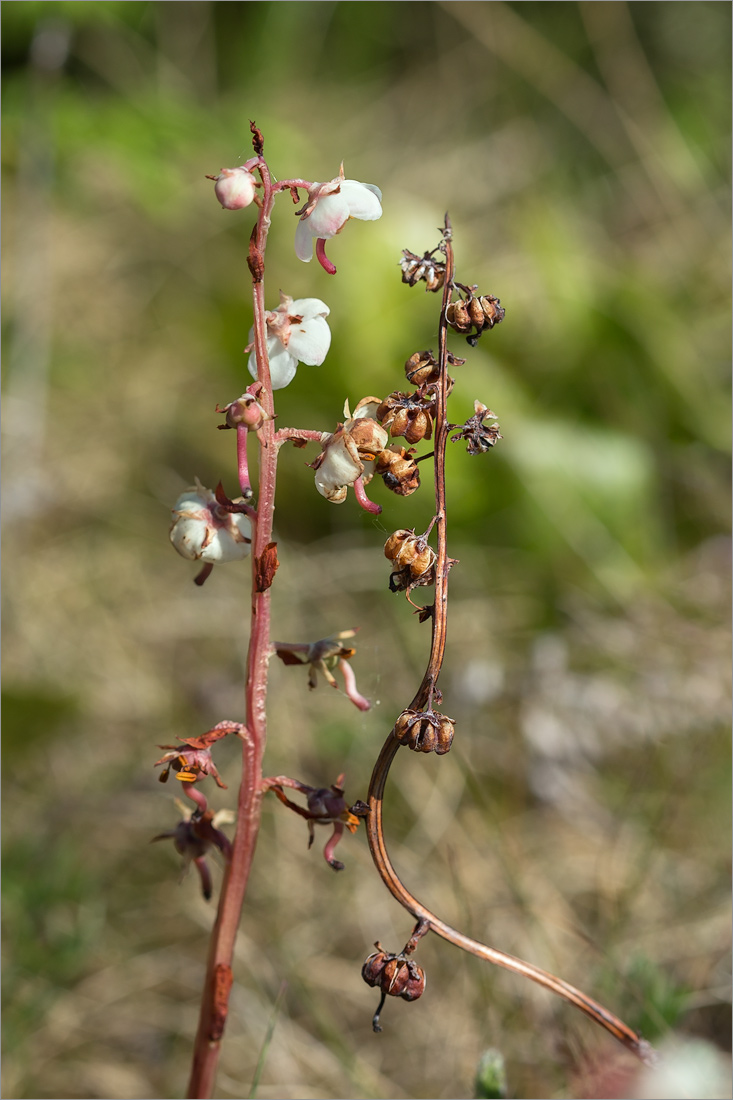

left=364, top=220, right=652, bottom=1064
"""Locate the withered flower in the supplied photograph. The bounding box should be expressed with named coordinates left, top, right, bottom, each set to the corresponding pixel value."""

left=375, top=445, right=420, bottom=497
left=449, top=400, right=502, bottom=455
left=399, top=248, right=446, bottom=292
left=154, top=721, right=244, bottom=787
left=273, top=629, right=370, bottom=711
left=152, top=808, right=233, bottom=900
left=268, top=773, right=360, bottom=871
left=377, top=391, right=435, bottom=445
left=393, top=708, right=455, bottom=754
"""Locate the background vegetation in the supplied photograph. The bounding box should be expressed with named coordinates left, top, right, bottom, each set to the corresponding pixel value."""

left=2, top=3, right=730, bottom=1098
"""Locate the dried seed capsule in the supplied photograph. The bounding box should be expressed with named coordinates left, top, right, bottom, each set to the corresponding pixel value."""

left=446, top=299, right=472, bottom=334
left=361, top=944, right=426, bottom=1001
left=377, top=391, right=435, bottom=445
left=405, top=350, right=439, bottom=386
left=376, top=446, right=420, bottom=497
left=394, top=709, right=455, bottom=755
left=384, top=529, right=413, bottom=563
left=362, top=945, right=391, bottom=987
left=479, top=295, right=505, bottom=328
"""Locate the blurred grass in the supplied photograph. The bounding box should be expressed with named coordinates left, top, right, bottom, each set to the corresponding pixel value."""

left=2, top=2, right=730, bottom=1098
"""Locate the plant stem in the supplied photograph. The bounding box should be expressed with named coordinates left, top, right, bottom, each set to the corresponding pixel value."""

left=186, top=157, right=279, bottom=1100
left=364, top=221, right=652, bottom=1064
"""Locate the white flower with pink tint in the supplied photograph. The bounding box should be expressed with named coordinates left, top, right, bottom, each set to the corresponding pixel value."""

left=295, top=173, right=382, bottom=273
left=169, top=480, right=251, bottom=564
left=248, top=293, right=331, bottom=390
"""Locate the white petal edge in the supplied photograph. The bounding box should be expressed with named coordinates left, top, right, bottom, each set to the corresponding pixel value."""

left=288, top=315, right=331, bottom=366
left=340, top=180, right=382, bottom=221
left=294, top=218, right=314, bottom=261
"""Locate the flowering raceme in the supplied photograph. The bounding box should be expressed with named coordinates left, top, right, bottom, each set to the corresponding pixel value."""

left=248, top=293, right=331, bottom=390
left=295, top=173, right=382, bottom=272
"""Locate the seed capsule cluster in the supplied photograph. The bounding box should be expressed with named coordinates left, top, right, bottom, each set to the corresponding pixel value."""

left=394, top=708, right=455, bottom=755
left=376, top=446, right=420, bottom=497
left=446, top=292, right=505, bottom=346
left=361, top=945, right=426, bottom=1002
left=377, top=391, right=435, bottom=445
left=384, top=529, right=436, bottom=590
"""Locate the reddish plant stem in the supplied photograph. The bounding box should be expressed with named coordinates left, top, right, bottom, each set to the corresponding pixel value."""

left=364, top=221, right=652, bottom=1063
left=186, top=157, right=280, bottom=1100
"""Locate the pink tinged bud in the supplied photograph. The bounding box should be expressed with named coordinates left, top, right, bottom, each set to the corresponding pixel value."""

left=294, top=178, right=382, bottom=263
left=248, top=295, right=331, bottom=390
left=212, top=167, right=257, bottom=210
left=169, top=480, right=252, bottom=565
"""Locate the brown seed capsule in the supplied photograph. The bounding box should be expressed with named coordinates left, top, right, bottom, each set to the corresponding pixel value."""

left=446, top=299, right=472, bottom=334
left=383, top=529, right=413, bottom=563
left=362, top=946, right=391, bottom=987
left=405, top=349, right=439, bottom=386
left=376, top=446, right=420, bottom=497
left=377, top=391, right=435, bottom=445
left=479, top=294, right=505, bottom=328
left=394, top=709, right=455, bottom=755
left=361, top=944, right=426, bottom=1001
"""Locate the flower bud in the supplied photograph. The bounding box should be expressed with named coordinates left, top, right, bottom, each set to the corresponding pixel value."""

left=217, top=393, right=272, bottom=431
left=212, top=167, right=257, bottom=210
left=376, top=445, right=420, bottom=497
left=394, top=708, right=455, bottom=754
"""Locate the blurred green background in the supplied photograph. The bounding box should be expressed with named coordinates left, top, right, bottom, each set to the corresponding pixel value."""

left=2, top=3, right=730, bottom=1098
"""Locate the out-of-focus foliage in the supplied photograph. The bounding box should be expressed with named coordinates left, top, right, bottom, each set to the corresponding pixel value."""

left=2, top=3, right=730, bottom=1099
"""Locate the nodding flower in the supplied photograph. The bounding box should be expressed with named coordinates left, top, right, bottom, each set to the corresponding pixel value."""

left=169, top=480, right=251, bottom=566
left=294, top=169, right=382, bottom=274
left=312, top=397, right=387, bottom=508
left=247, top=292, right=331, bottom=390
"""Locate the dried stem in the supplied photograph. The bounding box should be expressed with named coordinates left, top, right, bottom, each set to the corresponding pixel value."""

left=364, top=219, right=652, bottom=1064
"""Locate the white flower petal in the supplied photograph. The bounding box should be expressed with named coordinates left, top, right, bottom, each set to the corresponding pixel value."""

left=267, top=343, right=299, bottom=389
left=306, top=191, right=351, bottom=239
left=289, top=297, right=330, bottom=320
left=248, top=335, right=298, bottom=389
left=288, top=314, right=331, bottom=366
left=340, top=180, right=382, bottom=221
left=295, top=218, right=314, bottom=261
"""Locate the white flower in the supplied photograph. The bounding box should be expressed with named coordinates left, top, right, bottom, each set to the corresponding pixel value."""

left=295, top=175, right=382, bottom=266
left=212, top=167, right=257, bottom=210
left=248, top=293, right=331, bottom=390
left=314, top=397, right=387, bottom=504
left=170, top=480, right=251, bottom=564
